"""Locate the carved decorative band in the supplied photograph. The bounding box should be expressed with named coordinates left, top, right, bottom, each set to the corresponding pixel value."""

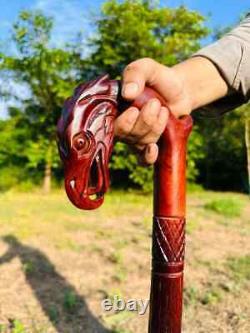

left=152, top=216, right=186, bottom=268
left=153, top=262, right=184, bottom=274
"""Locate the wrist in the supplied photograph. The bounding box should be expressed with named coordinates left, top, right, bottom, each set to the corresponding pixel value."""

left=172, top=56, right=228, bottom=111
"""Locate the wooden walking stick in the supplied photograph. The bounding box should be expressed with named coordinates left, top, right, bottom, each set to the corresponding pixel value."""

left=57, top=75, right=193, bottom=332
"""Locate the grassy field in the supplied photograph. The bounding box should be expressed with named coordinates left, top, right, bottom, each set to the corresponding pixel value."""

left=0, top=188, right=249, bottom=333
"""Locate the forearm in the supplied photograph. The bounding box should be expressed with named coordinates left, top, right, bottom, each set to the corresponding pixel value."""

left=173, top=56, right=228, bottom=111
left=174, top=13, right=250, bottom=113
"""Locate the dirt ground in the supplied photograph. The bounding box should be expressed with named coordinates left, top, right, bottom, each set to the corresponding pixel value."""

left=0, top=189, right=249, bottom=333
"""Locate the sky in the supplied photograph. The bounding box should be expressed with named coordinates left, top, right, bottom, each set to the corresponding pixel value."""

left=0, top=0, right=249, bottom=116
left=0, top=0, right=249, bottom=42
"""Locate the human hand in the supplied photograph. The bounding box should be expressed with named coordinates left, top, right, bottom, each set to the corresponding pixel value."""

left=114, top=58, right=192, bottom=164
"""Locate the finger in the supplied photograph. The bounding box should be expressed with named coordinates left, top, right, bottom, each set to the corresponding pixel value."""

left=139, top=106, right=169, bottom=145
left=128, top=98, right=161, bottom=142
left=122, top=58, right=160, bottom=100
left=114, top=107, right=139, bottom=138
left=122, top=58, right=184, bottom=107
left=143, top=143, right=159, bottom=165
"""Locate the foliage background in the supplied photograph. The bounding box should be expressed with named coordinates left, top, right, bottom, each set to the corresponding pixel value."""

left=0, top=0, right=248, bottom=193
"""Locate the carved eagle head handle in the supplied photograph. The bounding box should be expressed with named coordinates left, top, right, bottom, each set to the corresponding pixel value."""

left=57, top=74, right=192, bottom=210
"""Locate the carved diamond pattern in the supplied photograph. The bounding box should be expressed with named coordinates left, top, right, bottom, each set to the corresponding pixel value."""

left=154, top=217, right=185, bottom=263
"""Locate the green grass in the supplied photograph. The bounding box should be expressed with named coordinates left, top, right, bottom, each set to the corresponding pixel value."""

left=112, top=266, right=127, bottom=283
left=185, top=255, right=250, bottom=308
left=10, top=320, right=27, bottom=333
left=0, top=189, right=247, bottom=256
left=108, top=251, right=123, bottom=265
left=0, top=189, right=249, bottom=332
left=111, top=328, right=132, bottom=333
left=185, top=285, right=223, bottom=307
left=22, top=260, right=36, bottom=274
left=186, top=219, right=199, bottom=234
left=184, top=286, right=200, bottom=306
left=48, top=304, right=59, bottom=323
left=204, top=197, right=244, bottom=217
left=200, top=288, right=222, bottom=305
left=227, top=255, right=250, bottom=283
left=63, top=290, right=78, bottom=313
left=103, top=311, right=135, bottom=333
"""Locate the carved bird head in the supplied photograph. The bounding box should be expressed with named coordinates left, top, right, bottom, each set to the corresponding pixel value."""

left=57, top=75, right=119, bottom=209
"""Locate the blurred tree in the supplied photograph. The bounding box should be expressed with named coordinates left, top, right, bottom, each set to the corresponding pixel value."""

left=0, top=11, right=82, bottom=192
left=0, top=109, right=38, bottom=191
left=87, top=0, right=209, bottom=189
left=246, top=116, right=250, bottom=192
left=241, top=104, right=250, bottom=193
left=89, top=0, right=209, bottom=76
left=197, top=110, right=247, bottom=192
left=195, top=14, right=249, bottom=193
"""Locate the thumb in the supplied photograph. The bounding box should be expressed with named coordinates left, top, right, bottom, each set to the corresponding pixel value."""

left=122, top=58, right=161, bottom=100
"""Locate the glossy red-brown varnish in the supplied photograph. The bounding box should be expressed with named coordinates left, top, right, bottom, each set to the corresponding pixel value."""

left=58, top=76, right=193, bottom=332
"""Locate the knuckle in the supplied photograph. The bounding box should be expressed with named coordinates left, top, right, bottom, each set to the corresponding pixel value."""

left=116, top=122, right=132, bottom=138
left=141, top=118, right=152, bottom=128
left=141, top=112, right=154, bottom=127
left=123, top=58, right=156, bottom=75
left=123, top=121, right=134, bottom=135
left=124, top=64, right=135, bottom=74
left=149, top=129, right=163, bottom=142
left=140, top=135, right=158, bottom=145
left=123, top=61, right=139, bottom=75
left=140, top=124, right=163, bottom=144
left=152, top=121, right=165, bottom=134
left=138, top=57, right=155, bottom=66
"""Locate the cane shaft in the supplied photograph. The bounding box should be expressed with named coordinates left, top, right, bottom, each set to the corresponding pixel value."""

left=149, top=216, right=185, bottom=333
left=130, top=91, right=192, bottom=333
left=149, top=112, right=192, bottom=333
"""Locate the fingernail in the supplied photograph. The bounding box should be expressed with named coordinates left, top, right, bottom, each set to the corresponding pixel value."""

left=148, top=99, right=160, bottom=114
left=150, top=98, right=160, bottom=108
left=122, top=82, right=138, bottom=97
